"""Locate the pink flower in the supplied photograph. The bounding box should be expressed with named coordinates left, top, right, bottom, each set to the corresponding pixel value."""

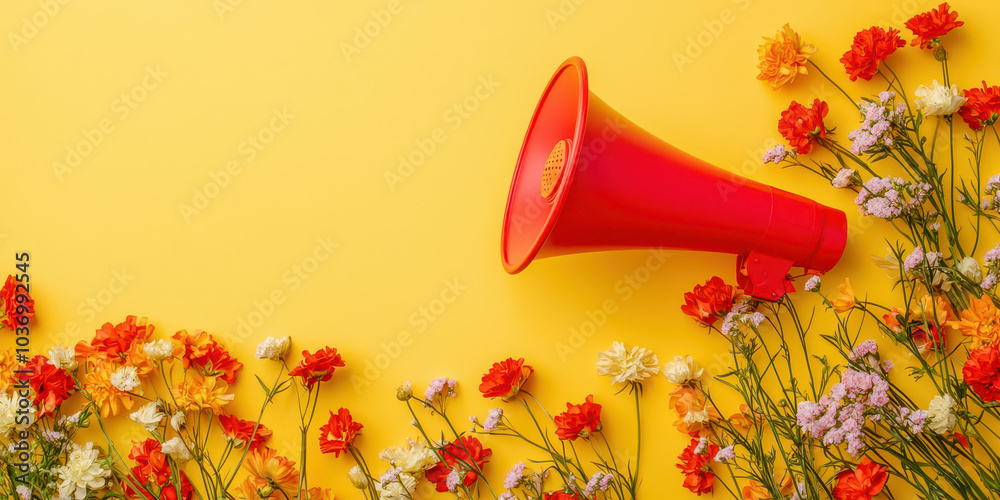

left=904, top=246, right=925, bottom=271
left=484, top=408, right=503, bottom=431
left=504, top=462, right=525, bottom=489
left=714, top=446, right=735, bottom=462
left=849, top=340, right=879, bottom=360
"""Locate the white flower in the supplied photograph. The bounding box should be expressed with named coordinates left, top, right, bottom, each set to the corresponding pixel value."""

left=596, top=341, right=659, bottom=384
left=804, top=275, right=822, bottom=292
left=55, top=442, right=111, bottom=500
left=161, top=437, right=191, bottom=462
left=48, top=345, right=78, bottom=370
left=255, top=336, right=290, bottom=360
left=927, top=394, right=957, bottom=435
left=16, top=485, right=30, bottom=500
left=378, top=438, right=438, bottom=474
left=129, top=402, right=165, bottom=432
left=170, top=411, right=186, bottom=431
left=348, top=465, right=369, bottom=489
left=143, top=339, right=175, bottom=361
left=0, top=394, right=35, bottom=436
left=914, top=80, right=967, bottom=117
left=662, top=355, right=704, bottom=385
left=109, top=366, right=141, bottom=393
left=374, top=471, right=417, bottom=500
left=832, top=168, right=855, bottom=188
left=958, top=256, right=983, bottom=283
left=684, top=408, right=710, bottom=425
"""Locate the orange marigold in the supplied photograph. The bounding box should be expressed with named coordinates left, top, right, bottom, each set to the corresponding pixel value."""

left=172, top=376, right=234, bottom=415
left=84, top=360, right=137, bottom=417
left=832, top=279, right=856, bottom=313
left=669, top=386, right=721, bottom=436
left=757, top=24, right=816, bottom=90
left=245, top=447, right=299, bottom=497
left=949, top=295, right=1000, bottom=348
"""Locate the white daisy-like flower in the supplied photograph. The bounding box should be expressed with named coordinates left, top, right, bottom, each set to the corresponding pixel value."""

left=143, top=339, right=175, bottom=361
left=55, top=442, right=112, bottom=500
left=109, top=366, right=141, bottom=393
left=48, top=345, right=78, bottom=370
left=255, top=336, right=291, bottom=360
left=596, top=341, right=659, bottom=384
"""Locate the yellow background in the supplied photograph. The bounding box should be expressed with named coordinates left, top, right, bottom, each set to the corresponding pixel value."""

left=4, top=0, right=998, bottom=497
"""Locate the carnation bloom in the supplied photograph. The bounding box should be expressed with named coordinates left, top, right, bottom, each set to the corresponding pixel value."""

left=681, top=276, right=734, bottom=326
left=958, top=81, right=1000, bottom=130
left=379, top=438, right=438, bottom=474
left=949, top=295, right=1000, bottom=348
left=219, top=414, right=272, bottom=449
left=964, top=345, right=1000, bottom=402
left=832, top=279, right=856, bottom=312
left=479, top=357, right=533, bottom=401
left=161, top=437, right=191, bottom=462
left=244, top=447, right=300, bottom=496
left=778, top=99, right=829, bottom=154
left=85, top=360, right=137, bottom=417
left=662, top=355, right=704, bottom=385
left=172, top=376, right=234, bottom=415
left=554, top=395, right=603, bottom=440
left=832, top=457, right=888, bottom=500
left=48, top=345, right=78, bottom=370
left=55, top=442, right=111, bottom=500
left=676, top=437, right=717, bottom=495
left=110, top=366, right=142, bottom=393
left=927, top=394, right=957, bottom=435
left=840, top=26, right=905, bottom=82
left=143, top=339, right=175, bottom=361
left=190, top=341, right=243, bottom=384
left=129, top=438, right=171, bottom=485
left=543, top=493, right=586, bottom=500
left=669, top=386, right=721, bottom=435
left=0, top=349, right=22, bottom=393
left=905, top=2, right=964, bottom=49
left=255, top=336, right=291, bottom=360
left=756, top=24, right=816, bottom=90
left=596, top=342, right=658, bottom=384
left=0, top=274, right=34, bottom=330
left=729, top=404, right=763, bottom=433
left=129, top=402, right=165, bottom=432
left=832, top=168, right=855, bottom=189
left=914, top=80, right=967, bottom=116
left=288, top=347, right=345, bottom=389
left=318, top=407, right=363, bottom=457
left=76, top=315, right=154, bottom=362
left=26, top=355, right=74, bottom=417
left=425, top=436, right=492, bottom=492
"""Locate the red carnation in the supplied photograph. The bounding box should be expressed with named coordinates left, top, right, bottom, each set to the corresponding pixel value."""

left=554, top=395, right=602, bottom=440
left=840, top=26, right=905, bottom=82
left=778, top=99, right=829, bottom=154
left=676, top=437, right=717, bottom=495
left=905, top=3, right=963, bottom=49
left=479, top=357, right=533, bottom=401
left=832, top=457, right=889, bottom=500
left=0, top=275, right=33, bottom=330
left=681, top=277, right=734, bottom=326
left=964, top=345, right=1000, bottom=402
left=318, top=408, right=363, bottom=457
left=543, top=492, right=586, bottom=500
left=219, top=414, right=272, bottom=450
left=128, top=438, right=171, bottom=486
left=25, top=355, right=74, bottom=417
left=76, top=315, right=153, bottom=362
left=288, top=347, right=345, bottom=389
left=958, top=81, right=1000, bottom=131
left=425, top=436, right=492, bottom=492
left=193, top=341, right=243, bottom=384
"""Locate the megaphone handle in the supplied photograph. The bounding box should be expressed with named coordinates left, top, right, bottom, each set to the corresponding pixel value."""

left=736, top=252, right=796, bottom=301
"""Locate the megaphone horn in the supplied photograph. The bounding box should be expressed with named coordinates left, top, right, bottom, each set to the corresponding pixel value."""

left=500, top=57, right=847, bottom=300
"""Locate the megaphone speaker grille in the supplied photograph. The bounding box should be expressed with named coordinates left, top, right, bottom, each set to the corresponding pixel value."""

left=540, top=139, right=571, bottom=201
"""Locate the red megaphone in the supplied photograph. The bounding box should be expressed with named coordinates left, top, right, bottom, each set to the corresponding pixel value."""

left=500, top=57, right=847, bottom=300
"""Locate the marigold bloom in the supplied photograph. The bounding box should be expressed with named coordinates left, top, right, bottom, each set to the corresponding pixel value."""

left=425, top=436, right=492, bottom=492
left=676, top=437, right=717, bottom=495
left=832, top=279, right=856, bottom=313
left=959, top=81, right=1000, bottom=131
left=949, top=295, right=1000, bottom=348
left=778, top=99, right=829, bottom=154
left=963, top=345, right=1000, bottom=402
left=244, top=447, right=300, bottom=497
left=905, top=2, right=963, bottom=49
left=26, top=355, right=74, bottom=417
left=756, top=24, right=816, bottom=89
left=172, top=329, right=214, bottom=366
left=681, top=277, right=734, bottom=326
left=85, top=360, right=137, bottom=417
left=840, top=26, right=905, bottom=81
left=219, top=414, right=272, bottom=449
left=742, top=481, right=770, bottom=500
left=554, top=395, right=603, bottom=440
left=288, top=347, right=345, bottom=389
left=832, top=457, right=888, bottom=500
left=172, top=376, right=234, bottom=415
left=1, top=274, right=34, bottom=330
left=479, top=357, right=533, bottom=401
left=76, top=315, right=154, bottom=363
left=318, top=407, right=363, bottom=457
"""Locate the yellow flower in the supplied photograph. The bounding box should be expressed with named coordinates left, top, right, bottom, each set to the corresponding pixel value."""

left=910, top=293, right=952, bottom=326
left=234, top=476, right=273, bottom=500
left=756, top=24, right=816, bottom=90
left=244, top=447, right=299, bottom=498
left=832, top=279, right=856, bottom=312
left=949, top=295, right=1000, bottom=348
left=742, top=481, right=771, bottom=500
left=85, top=360, right=136, bottom=418
left=304, top=487, right=335, bottom=500
left=378, top=437, right=438, bottom=474
left=172, top=376, right=234, bottom=415
left=596, top=341, right=659, bottom=384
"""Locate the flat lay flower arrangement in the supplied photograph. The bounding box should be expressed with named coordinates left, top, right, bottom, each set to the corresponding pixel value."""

left=5, top=2, right=1000, bottom=500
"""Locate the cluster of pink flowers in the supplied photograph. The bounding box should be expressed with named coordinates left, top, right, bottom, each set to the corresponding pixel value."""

left=762, top=144, right=790, bottom=164
left=855, top=176, right=931, bottom=219
left=981, top=174, right=1000, bottom=212
left=796, top=363, right=894, bottom=455
left=897, top=407, right=930, bottom=434
left=584, top=472, right=614, bottom=496
left=720, top=303, right=765, bottom=337
left=903, top=246, right=941, bottom=272
left=848, top=92, right=905, bottom=154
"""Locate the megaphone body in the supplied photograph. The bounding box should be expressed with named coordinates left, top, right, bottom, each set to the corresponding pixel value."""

left=501, top=57, right=847, bottom=300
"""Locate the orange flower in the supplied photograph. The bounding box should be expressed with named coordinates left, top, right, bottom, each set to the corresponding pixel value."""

left=832, top=279, right=856, bottom=313
left=778, top=99, right=829, bottom=154
left=304, top=487, right=335, bottom=500
left=76, top=315, right=154, bottom=362
left=85, top=360, right=136, bottom=417
left=554, top=395, right=603, bottom=440
left=318, top=407, right=363, bottom=457
left=911, top=294, right=952, bottom=326
left=742, top=481, right=770, bottom=500
left=0, top=349, right=22, bottom=393
left=172, top=329, right=215, bottom=367
left=949, top=295, right=1000, bottom=348
left=833, top=457, right=888, bottom=500
left=172, top=376, right=234, bottom=415
left=757, top=24, right=816, bottom=90
left=234, top=476, right=272, bottom=500
left=882, top=308, right=905, bottom=333
left=124, top=341, right=156, bottom=377
left=670, top=386, right=721, bottom=436
left=288, top=347, right=345, bottom=389
left=1, top=274, right=34, bottom=330
left=245, top=447, right=299, bottom=498
left=219, top=414, right=272, bottom=450
left=681, top=277, right=735, bottom=327
left=479, top=357, right=534, bottom=401
left=729, top=404, right=763, bottom=433
left=905, top=2, right=964, bottom=49
left=676, top=437, right=717, bottom=495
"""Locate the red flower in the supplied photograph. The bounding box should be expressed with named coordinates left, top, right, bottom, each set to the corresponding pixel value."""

left=905, top=3, right=963, bottom=49
left=425, top=436, right=492, bottom=492
left=910, top=321, right=945, bottom=354
left=25, top=355, right=74, bottom=417
left=219, top=414, right=272, bottom=450
left=778, top=99, right=829, bottom=154
left=194, top=341, right=243, bottom=384
left=681, top=277, right=734, bottom=326
left=123, top=471, right=193, bottom=500
left=955, top=432, right=969, bottom=449
left=832, top=457, right=888, bottom=500
left=479, top=357, right=533, bottom=401
left=1, top=275, right=34, bottom=330
left=958, top=81, right=1000, bottom=131
left=963, top=345, right=1000, bottom=402
left=288, top=347, right=345, bottom=389
left=318, top=408, right=363, bottom=457
left=554, top=395, right=602, bottom=440
left=128, top=438, right=171, bottom=485
left=676, top=438, right=717, bottom=495
left=543, top=492, right=586, bottom=500
left=77, top=315, right=154, bottom=362
left=840, top=27, right=905, bottom=82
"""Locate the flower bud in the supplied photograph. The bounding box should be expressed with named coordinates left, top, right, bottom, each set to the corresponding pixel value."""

left=348, top=466, right=369, bottom=489
left=958, top=256, right=983, bottom=283
left=396, top=380, right=413, bottom=401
